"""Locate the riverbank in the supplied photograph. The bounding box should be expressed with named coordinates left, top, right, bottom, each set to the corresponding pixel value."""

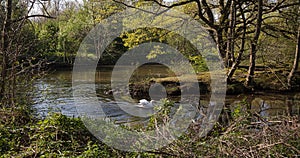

left=1, top=103, right=299, bottom=157
left=1, top=65, right=299, bottom=157
left=128, top=70, right=300, bottom=99
left=47, top=63, right=300, bottom=96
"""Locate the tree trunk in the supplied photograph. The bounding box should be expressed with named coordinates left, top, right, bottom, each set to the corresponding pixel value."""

left=246, top=0, right=263, bottom=86
left=225, top=0, right=236, bottom=67
left=227, top=2, right=246, bottom=80
left=287, top=25, right=300, bottom=89
left=0, top=0, right=12, bottom=104
left=216, top=29, right=226, bottom=60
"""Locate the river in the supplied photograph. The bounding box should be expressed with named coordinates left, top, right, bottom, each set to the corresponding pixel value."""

left=32, top=66, right=300, bottom=124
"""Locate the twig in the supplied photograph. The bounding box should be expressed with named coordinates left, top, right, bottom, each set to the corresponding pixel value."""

left=265, top=65, right=289, bottom=90
left=283, top=142, right=300, bottom=154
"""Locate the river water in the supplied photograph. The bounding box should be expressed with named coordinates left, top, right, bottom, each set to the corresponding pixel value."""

left=33, top=66, right=300, bottom=124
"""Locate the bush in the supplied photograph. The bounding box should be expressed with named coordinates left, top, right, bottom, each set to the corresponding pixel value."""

left=0, top=101, right=299, bottom=157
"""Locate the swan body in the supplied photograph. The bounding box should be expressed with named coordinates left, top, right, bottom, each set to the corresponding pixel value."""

left=137, top=99, right=155, bottom=108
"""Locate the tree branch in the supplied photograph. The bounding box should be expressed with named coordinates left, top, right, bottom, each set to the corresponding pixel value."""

left=146, top=0, right=196, bottom=8
left=12, top=15, right=55, bottom=23
left=112, top=0, right=166, bottom=15
left=195, top=0, right=215, bottom=30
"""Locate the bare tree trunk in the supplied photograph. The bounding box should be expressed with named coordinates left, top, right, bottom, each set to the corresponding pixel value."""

left=216, top=29, right=227, bottom=60
left=0, top=0, right=12, bottom=104
left=287, top=25, right=300, bottom=89
left=246, top=0, right=263, bottom=86
left=225, top=0, right=236, bottom=67
left=227, top=2, right=246, bottom=80
left=194, top=0, right=229, bottom=65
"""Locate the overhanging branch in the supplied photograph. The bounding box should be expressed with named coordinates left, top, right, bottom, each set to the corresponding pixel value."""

left=12, top=15, right=55, bottom=23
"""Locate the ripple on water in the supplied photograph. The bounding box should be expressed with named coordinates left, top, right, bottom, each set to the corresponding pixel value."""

left=32, top=71, right=300, bottom=124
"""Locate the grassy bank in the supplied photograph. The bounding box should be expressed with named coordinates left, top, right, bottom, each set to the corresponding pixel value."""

left=128, top=69, right=300, bottom=99
left=1, top=101, right=299, bottom=157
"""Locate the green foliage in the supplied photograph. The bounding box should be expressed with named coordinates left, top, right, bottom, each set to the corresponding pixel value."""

left=122, top=27, right=209, bottom=72
left=78, top=141, right=111, bottom=158
left=122, top=28, right=167, bottom=49
left=1, top=0, right=300, bottom=157
left=0, top=112, right=113, bottom=157
left=0, top=110, right=163, bottom=157
left=232, top=101, right=243, bottom=119
left=148, top=98, right=174, bottom=129
left=32, top=1, right=127, bottom=64
left=188, top=55, right=209, bottom=72
left=37, top=21, right=60, bottom=54
left=0, top=101, right=299, bottom=157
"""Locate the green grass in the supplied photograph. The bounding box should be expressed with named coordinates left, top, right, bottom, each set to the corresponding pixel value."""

left=0, top=102, right=299, bottom=157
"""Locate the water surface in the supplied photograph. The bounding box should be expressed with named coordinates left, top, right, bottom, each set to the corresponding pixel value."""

left=33, top=66, right=300, bottom=124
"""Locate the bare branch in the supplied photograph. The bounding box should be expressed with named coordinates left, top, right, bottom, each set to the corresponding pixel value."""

left=195, top=0, right=215, bottom=30
left=112, top=0, right=163, bottom=15
left=12, top=15, right=55, bottom=23
left=37, top=0, right=52, bottom=17
left=146, top=0, right=195, bottom=8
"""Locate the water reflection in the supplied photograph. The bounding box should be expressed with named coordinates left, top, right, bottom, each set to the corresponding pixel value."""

left=227, top=94, right=300, bottom=119
left=33, top=67, right=300, bottom=124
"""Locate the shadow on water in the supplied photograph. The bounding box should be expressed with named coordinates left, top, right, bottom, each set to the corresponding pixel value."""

left=33, top=65, right=300, bottom=125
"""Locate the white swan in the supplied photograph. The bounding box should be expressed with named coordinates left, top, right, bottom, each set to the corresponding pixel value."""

left=117, top=99, right=155, bottom=117
left=136, top=99, right=155, bottom=108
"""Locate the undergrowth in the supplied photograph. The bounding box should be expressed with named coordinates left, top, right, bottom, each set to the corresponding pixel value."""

left=0, top=99, right=299, bottom=157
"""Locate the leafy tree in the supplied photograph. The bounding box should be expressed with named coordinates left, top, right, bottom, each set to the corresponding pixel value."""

left=47, top=0, right=126, bottom=63
left=114, top=0, right=300, bottom=86
left=0, top=0, right=53, bottom=107
left=37, top=21, right=60, bottom=56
